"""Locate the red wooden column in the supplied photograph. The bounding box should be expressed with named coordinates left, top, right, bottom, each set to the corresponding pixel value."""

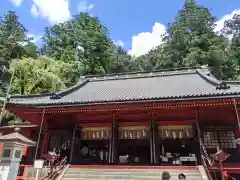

left=233, top=99, right=240, bottom=137
left=41, top=131, right=49, bottom=154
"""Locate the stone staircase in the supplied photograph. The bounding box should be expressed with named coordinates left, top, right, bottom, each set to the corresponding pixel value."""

left=61, top=166, right=204, bottom=180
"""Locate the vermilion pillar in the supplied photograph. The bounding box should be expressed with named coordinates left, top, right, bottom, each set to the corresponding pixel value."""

left=41, top=132, right=49, bottom=154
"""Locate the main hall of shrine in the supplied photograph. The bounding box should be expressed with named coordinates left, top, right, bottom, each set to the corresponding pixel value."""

left=2, top=66, right=240, bottom=169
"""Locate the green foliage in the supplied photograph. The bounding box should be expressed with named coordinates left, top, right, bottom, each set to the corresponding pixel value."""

left=23, top=42, right=39, bottom=59
left=0, top=11, right=29, bottom=62
left=42, top=13, right=131, bottom=75
left=0, top=11, right=30, bottom=97
left=223, top=14, right=240, bottom=79
left=9, top=56, right=78, bottom=95
left=134, top=0, right=239, bottom=80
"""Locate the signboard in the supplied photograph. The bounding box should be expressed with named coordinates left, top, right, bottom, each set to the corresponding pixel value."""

left=34, top=159, right=44, bottom=169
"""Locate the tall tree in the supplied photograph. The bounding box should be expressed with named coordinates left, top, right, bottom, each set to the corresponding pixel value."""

left=0, top=11, right=29, bottom=96
left=0, top=11, right=29, bottom=62
left=223, top=14, right=240, bottom=79
left=42, top=13, right=122, bottom=75
left=135, top=0, right=237, bottom=79
left=9, top=56, right=78, bottom=95
left=23, top=42, right=38, bottom=59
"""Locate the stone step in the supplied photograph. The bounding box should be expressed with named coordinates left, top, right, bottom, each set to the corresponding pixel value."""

left=64, top=174, right=201, bottom=178
left=62, top=167, right=203, bottom=180
left=65, top=171, right=200, bottom=176
left=67, top=168, right=199, bottom=172
left=62, top=176, right=202, bottom=179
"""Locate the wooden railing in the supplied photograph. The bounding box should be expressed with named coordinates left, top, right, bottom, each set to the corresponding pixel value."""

left=199, top=140, right=213, bottom=180
left=42, top=156, right=68, bottom=180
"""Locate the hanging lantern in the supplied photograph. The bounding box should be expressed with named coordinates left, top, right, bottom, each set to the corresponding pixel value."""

left=93, top=132, right=96, bottom=139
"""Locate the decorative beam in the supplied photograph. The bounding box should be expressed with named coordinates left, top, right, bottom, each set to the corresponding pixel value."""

left=16, top=99, right=235, bottom=114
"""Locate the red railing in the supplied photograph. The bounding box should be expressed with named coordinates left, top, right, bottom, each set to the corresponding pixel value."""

left=16, top=156, right=67, bottom=180
left=42, top=156, right=67, bottom=180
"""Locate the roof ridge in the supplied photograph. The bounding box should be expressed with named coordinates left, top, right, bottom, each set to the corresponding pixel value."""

left=88, top=70, right=197, bottom=82
left=52, top=69, right=201, bottom=99
left=225, top=80, right=240, bottom=85
left=10, top=92, right=54, bottom=99
left=53, top=79, right=89, bottom=98
left=85, top=65, right=208, bottom=78
left=196, top=69, right=221, bottom=86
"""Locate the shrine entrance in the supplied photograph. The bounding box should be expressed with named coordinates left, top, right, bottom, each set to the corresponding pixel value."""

left=117, top=126, right=151, bottom=165
left=158, top=125, right=200, bottom=166
left=78, top=127, right=111, bottom=165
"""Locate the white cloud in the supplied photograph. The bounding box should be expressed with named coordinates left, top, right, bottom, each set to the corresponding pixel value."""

left=27, top=34, right=42, bottom=44
left=78, top=1, right=94, bottom=12
left=30, top=4, right=39, bottom=17
left=113, top=40, right=124, bottom=47
left=9, top=0, right=23, bottom=6
left=214, top=9, right=240, bottom=39
left=128, top=22, right=166, bottom=57
left=30, top=0, right=71, bottom=24
left=215, top=9, right=240, bottom=33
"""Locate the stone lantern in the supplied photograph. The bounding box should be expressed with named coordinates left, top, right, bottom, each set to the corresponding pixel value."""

left=0, top=128, right=36, bottom=180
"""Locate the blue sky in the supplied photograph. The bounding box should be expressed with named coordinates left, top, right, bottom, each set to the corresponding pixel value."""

left=2, top=0, right=240, bottom=57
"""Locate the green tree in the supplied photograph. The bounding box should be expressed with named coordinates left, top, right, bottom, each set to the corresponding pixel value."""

left=223, top=14, right=240, bottom=79
left=9, top=56, right=78, bottom=95
left=0, top=11, right=29, bottom=62
left=0, top=11, right=30, bottom=96
left=42, top=13, right=128, bottom=75
left=135, top=0, right=237, bottom=79
left=0, top=11, right=31, bottom=126
left=23, top=42, right=38, bottom=59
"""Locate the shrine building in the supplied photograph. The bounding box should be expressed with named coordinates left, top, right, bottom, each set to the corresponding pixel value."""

left=2, top=66, right=240, bottom=170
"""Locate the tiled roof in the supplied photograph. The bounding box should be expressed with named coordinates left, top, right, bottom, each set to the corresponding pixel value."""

left=7, top=67, right=240, bottom=107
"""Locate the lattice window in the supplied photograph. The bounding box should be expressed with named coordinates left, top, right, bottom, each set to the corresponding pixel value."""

left=218, top=131, right=237, bottom=149
left=203, top=131, right=237, bottom=149
left=203, top=132, right=219, bottom=149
